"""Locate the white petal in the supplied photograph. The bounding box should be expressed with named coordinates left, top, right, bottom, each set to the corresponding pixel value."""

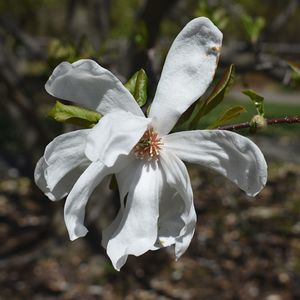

left=164, top=130, right=268, bottom=196
left=44, top=130, right=89, bottom=191
left=159, top=151, right=196, bottom=258
left=160, top=151, right=193, bottom=202
left=152, top=187, right=185, bottom=250
left=45, top=59, right=144, bottom=116
left=149, top=17, right=222, bottom=135
left=115, top=159, right=140, bottom=201
left=34, top=157, right=59, bottom=200
left=34, top=157, right=85, bottom=201
left=35, top=129, right=89, bottom=200
left=106, top=161, right=162, bottom=271
left=101, top=160, right=140, bottom=249
left=64, top=161, right=111, bottom=241
left=152, top=187, right=196, bottom=258
left=174, top=205, right=197, bottom=259
left=85, top=111, right=151, bottom=167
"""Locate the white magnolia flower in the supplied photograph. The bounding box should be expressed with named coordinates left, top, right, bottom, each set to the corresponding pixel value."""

left=35, top=17, right=267, bottom=271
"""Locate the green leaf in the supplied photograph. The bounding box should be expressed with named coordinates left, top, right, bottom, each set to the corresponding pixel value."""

left=241, top=15, right=265, bottom=43
left=124, top=69, right=148, bottom=107
left=194, top=3, right=228, bottom=31
left=203, top=64, right=235, bottom=114
left=190, top=64, right=235, bottom=128
left=48, top=39, right=76, bottom=64
left=288, top=61, right=300, bottom=86
left=242, top=89, right=265, bottom=116
left=134, top=21, right=148, bottom=49
left=48, top=101, right=101, bottom=127
left=288, top=61, right=300, bottom=74
left=124, top=71, right=138, bottom=95
left=173, top=101, right=198, bottom=130
left=208, top=106, right=246, bottom=129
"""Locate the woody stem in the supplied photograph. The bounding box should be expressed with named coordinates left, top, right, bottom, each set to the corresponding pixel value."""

left=217, top=116, right=300, bottom=131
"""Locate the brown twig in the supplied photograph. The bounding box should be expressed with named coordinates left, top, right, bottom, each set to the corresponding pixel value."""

left=217, top=116, right=300, bottom=131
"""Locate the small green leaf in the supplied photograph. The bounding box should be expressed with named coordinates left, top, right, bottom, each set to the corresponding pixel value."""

left=173, top=101, right=198, bottom=130
left=203, top=64, right=235, bottom=114
left=288, top=61, right=300, bottom=74
left=134, top=69, right=148, bottom=107
left=48, top=101, right=101, bottom=127
left=288, top=61, right=300, bottom=87
left=48, top=39, right=76, bottom=65
left=190, top=64, right=235, bottom=128
left=208, top=106, right=246, bottom=129
left=124, top=69, right=148, bottom=107
left=194, top=3, right=228, bottom=30
left=241, top=15, right=265, bottom=43
left=124, top=71, right=138, bottom=95
left=134, top=21, right=148, bottom=49
left=242, top=89, right=265, bottom=116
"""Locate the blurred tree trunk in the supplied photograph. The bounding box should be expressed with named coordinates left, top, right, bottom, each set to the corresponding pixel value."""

left=89, top=0, right=111, bottom=46
left=128, top=0, right=179, bottom=94
left=66, top=0, right=111, bottom=49
left=65, top=0, right=78, bottom=37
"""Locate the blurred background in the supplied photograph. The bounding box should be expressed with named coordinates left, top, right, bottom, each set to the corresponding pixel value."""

left=0, top=0, right=300, bottom=299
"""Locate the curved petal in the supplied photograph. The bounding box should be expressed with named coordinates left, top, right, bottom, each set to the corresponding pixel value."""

left=45, top=59, right=144, bottom=116
left=34, top=157, right=86, bottom=201
left=64, top=161, right=110, bottom=241
left=149, top=17, right=223, bottom=135
left=85, top=111, right=151, bottom=167
left=151, top=187, right=185, bottom=250
left=44, top=129, right=90, bottom=191
left=159, top=151, right=196, bottom=258
left=106, top=161, right=162, bottom=271
left=35, top=157, right=61, bottom=201
left=152, top=187, right=196, bottom=260
left=163, top=130, right=268, bottom=196
left=101, top=159, right=140, bottom=252
left=175, top=205, right=197, bottom=259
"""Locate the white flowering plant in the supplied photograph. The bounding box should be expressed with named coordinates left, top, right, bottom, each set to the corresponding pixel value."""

left=35, top=17, right=268, bottom=271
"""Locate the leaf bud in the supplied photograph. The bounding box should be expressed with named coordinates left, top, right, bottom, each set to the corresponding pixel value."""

left=250, top=115, right=267, bottom=133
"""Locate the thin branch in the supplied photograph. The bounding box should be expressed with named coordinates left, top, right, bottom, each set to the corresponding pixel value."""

left=217, top=116, right=300, bottom=131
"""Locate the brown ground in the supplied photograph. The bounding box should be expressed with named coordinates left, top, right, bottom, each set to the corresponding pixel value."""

left=0, top=138, right=300, bottom=300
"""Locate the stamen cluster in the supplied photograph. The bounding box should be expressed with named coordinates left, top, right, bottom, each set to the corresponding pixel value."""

left=134, top=128, right=163, bottom=160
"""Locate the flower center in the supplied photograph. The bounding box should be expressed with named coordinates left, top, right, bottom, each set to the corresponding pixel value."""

left=133, top=128, right=163, bottom=160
